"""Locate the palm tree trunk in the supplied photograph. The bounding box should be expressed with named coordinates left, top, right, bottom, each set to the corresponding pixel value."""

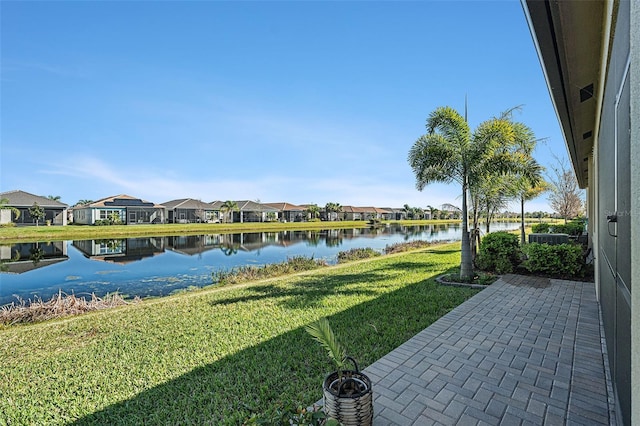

left=460, top=179, right=473, bottom=281
left=520, top=196, right=526, bottom=245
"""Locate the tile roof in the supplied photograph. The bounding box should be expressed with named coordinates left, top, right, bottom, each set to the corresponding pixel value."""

left=81, top=194, right=164, bottom=208
left=208, top=200, right=279, bottom=212
left=162, top=198, right=213, bottom=210
left=235, top=200, right=279, bottom=212
left=0, top=190, right=69, bottom=208
left=263, top=202, right=305, bottom=211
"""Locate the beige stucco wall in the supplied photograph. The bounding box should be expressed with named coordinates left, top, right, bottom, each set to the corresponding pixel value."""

left=0, top=209, right=12, bottom=225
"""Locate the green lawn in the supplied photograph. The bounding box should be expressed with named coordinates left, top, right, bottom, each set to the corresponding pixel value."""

left=0, top=243, right=478, bottom=425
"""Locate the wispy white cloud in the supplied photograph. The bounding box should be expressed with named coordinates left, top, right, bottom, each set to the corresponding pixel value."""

left=2, top=59, right=87, bottom=79
left=39, top=155, right=460, bottom=208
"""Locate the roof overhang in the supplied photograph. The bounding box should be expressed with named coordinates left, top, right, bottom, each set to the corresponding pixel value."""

left=522, top=0, right=612, bottom=188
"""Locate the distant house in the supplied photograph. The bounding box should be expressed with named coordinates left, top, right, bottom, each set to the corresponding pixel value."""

left=371, top=207, right=393, bottom=220
left=263, top=202, right=305, bottom=222
left=0, top=190, right=68, bottom=226
left=340, top=206, right=392, bottom=221
left=163, top=198, right=218, bottom=223
left=210, top=200, right=279, bottom=223
left=341, top=206, right=367, bottom=221
left=382, top=208, right=404, bottom=221
left=72, top=194, right=166, bottom=225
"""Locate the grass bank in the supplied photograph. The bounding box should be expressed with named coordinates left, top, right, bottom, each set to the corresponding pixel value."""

left=0, top=220, right=463, bottom=243
left=0, top=242, right=477, bottom=425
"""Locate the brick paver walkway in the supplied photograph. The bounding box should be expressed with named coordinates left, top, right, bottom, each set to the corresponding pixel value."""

left=363, top=275, right=613, bottom=425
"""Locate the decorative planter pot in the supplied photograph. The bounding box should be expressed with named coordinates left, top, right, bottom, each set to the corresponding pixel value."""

left=322, top=358, right=373, bottom=426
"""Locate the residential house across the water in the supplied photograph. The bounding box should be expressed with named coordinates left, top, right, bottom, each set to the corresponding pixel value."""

left=163, top=198, right=219, bottom=224
left=72, top=194, right=166, bottom=225
left=0, top=190, right=68, bottom=226
left=263, top=202, right=305, bottom=222
left=210, top=200, right=280, bottom=223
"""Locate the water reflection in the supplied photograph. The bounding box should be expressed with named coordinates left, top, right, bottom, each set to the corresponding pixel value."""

left=0, top=222, right=515, bottom=305
left=73, top=238, right=165, bottom=264
left=0, top=241, right=68, bottom=274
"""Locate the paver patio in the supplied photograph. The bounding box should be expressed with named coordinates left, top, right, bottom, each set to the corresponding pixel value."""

left=362, top=274, right=614, bottom=425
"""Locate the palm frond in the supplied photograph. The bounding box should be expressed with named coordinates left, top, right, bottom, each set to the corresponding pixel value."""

left=305, top=318, right=346, bottom=371
left=408, top=134, right=461, bottom=189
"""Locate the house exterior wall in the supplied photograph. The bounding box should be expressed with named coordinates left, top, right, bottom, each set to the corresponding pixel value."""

left=596, top=2, right=632, bottom=422
left=8, top=207, right=68, bottom=226
left=630, top=2, right=639, bottom=423
left=73, top=208, right=93, bottom=225
left=0, top=210, right=11, bottom=225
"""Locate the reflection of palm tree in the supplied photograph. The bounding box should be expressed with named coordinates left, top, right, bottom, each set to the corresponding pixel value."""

left=220, top=243, right=239, bottom=256
left=220, top=201, right=239, bottom=223
left=29, top=244, right=44, bottom=265
left=324, top=231, right=343, bottom=247
left=306, top=231, right=321, bottom=246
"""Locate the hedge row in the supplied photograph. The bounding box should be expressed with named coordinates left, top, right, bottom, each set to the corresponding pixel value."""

left=476, top=231, right=587, bottom=278
left=531, top=220, right=585, bottom=235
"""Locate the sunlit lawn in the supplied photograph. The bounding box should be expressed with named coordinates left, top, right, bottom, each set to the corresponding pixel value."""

left=0, top=243, right=478, bottom=425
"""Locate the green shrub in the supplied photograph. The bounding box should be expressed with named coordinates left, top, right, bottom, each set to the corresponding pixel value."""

left=337, top=247, right=381, bottom=263
left=550, top=221, right=585, bottom=236
left=212, top=256, right=328, bottom=285
left=522, top=243, right=585, bottom=277
left=531, top=223, right=550, bottom=233
left=475, top=231, right=521, bottom=274
left=384, top=240, right=436, bottom=254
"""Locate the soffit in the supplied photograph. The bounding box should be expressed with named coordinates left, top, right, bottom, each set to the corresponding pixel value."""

left=524, top=0, right=608, bottom=188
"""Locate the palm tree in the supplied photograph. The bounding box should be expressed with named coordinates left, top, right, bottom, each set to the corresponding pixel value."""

left=220, top=200, right=238, bottom=224
left=426, top=205, right=438, bottom=220
left=305, top=204, right=320, bottom=221
left=47, top=195, right=61, bottom=201
left=0, top=197, right=20, bottom=222
left=325, top=202, right=343, bottom=221
left=408, top=106, right=536, bottom=281
left=414, top=207, right=424, bottom=220
left=403, top=204, right=412, bottom=220
left=75, top=199, right=93, bottom=206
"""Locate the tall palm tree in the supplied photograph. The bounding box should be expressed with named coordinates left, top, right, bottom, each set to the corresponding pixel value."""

left=502, top=116, right=546, bottom=244
left=403, top=204, right=412, bottom=220
left=324, top=202, right=343, bottom=221
left=305, top=204, right=320, bottom=221
left=409, top=106, right=536, bottom=281
left=426, top=205, right=437, bottom=220
left=0, top=197, right=20, bottom=222
left=220, top=200, right=238, bottom=224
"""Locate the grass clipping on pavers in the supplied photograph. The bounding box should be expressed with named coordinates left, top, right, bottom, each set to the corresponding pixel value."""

left=1, top=291, right=136, bottom=325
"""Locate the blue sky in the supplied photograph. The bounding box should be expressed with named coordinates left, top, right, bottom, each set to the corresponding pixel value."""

left=1, top=1, right=567, bottom=212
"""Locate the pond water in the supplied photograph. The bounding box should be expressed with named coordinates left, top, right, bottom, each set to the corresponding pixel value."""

left=0, top=222, right=520, bottom=305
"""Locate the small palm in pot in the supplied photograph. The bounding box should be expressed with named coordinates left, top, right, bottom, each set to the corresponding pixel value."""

left=305, top=318, right=373, bottom=425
